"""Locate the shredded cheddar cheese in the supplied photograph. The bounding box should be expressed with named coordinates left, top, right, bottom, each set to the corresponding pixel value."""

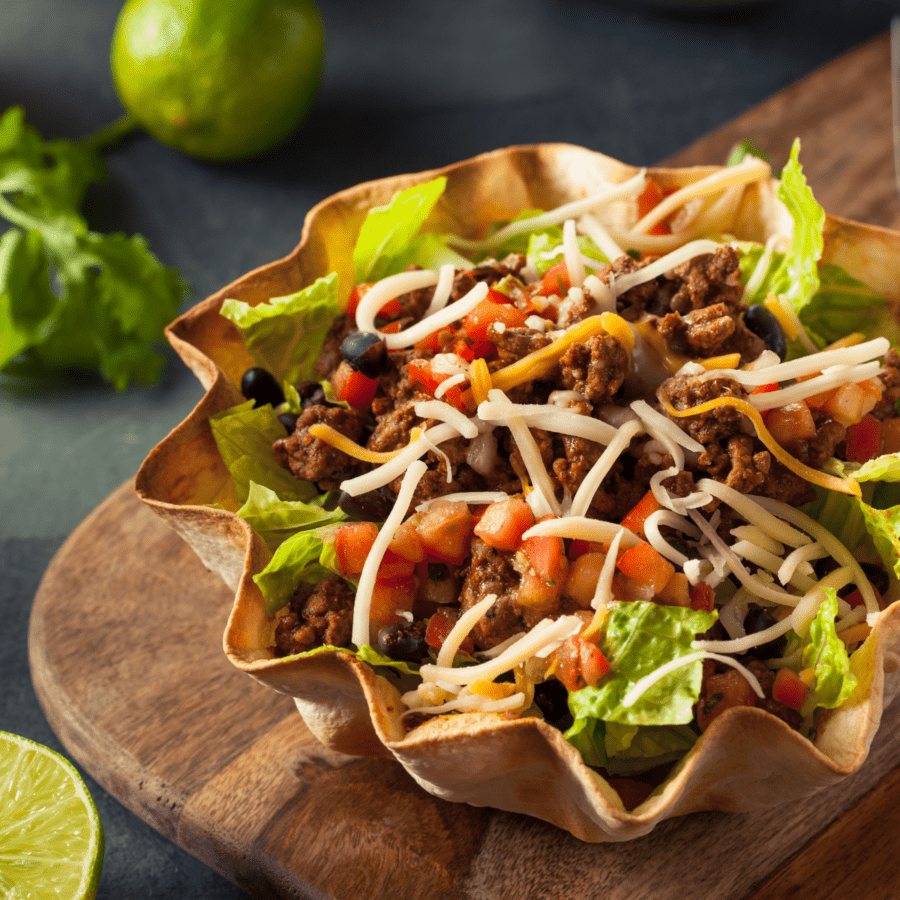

left=764, top=294, right=798, bottom=340
left=701, top=353, right=741, bottom=370
left=468, top=357, right=493, bottom=405
left=492, top=312, right=634, bottom=393
left=659, top=393, right=862, bottom=497
left=307, top=423, right=405, bottom=463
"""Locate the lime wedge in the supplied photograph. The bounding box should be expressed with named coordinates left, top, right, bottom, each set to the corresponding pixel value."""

left=0, top=732, right=104, bottom=900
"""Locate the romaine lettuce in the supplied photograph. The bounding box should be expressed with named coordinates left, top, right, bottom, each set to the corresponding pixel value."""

left=526, top=229, right=608, bottom=278
left=568, top=602, right=716, bottom=728
left=801, top=588, right=857, bottom=711
left=209, top=401, right=320, bottom=506
left=220, top=273, right=341, bottom=387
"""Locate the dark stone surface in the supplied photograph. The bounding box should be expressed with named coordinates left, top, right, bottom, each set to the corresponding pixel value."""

left=2, top=0, right=898, bottom=896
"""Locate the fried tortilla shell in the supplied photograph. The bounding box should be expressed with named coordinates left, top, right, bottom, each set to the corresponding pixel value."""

left=135, top=143, right=900, bottom=840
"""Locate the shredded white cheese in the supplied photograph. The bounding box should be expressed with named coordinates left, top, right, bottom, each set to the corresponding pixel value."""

left=351, top=460, right=428, bottom=648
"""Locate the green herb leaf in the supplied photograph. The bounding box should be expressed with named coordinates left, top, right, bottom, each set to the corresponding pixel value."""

left=0, top=106, right=187, bottom=389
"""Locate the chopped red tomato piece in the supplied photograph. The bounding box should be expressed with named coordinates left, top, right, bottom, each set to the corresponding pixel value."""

left=771, top=667, right=810, bottom=711
left=377, top=548, right=417, bottom=580
left=563, top=552, right=607, bottom=608
left=407, top=359, right=469, bottom=412
left=424, top=607, right=475, bottom=655
left=536, top=261, right=571, bottom=297
left=656, top=572, right=690, bottom=607
left=414, top=326, right=457, bottom=354
left=751, top=382, right=779, bottom=395
left=696, top=669, right=758, bottom=731
left=346, top=282, right=401, bottom=318
left=389, top=517, right=426, bottom=563
left=689, top=582, right=715, bottom=612
left=554, top=635, right=610, bottom=692
left=620, top=490, right=663, bottom=538
left=845, top=585, right=882, bottom=610
left=846, top=414, right=883, bottom=463
left=519, top=528, right=568, bottom=610
left=416, top=500, right=474, bottom=565
left=334, top=523, right=378, bottom=576
left=616, top=542, right=674, bottom=596
left=636, top=178, right=671, bottom=235
left=369, top=576, right=417, bottom=628
left=472, top=498, right=535, bottom=551
left=462, top=295, right=528, bottom=343
left=765, top=401, right=816, bottom=446
left=331, top=361, right=378, bottom=408
left=822, top=378, right=882, bottom=426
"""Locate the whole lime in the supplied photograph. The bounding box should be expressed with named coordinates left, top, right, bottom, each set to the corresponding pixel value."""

left=111, top=0, right=324, bottom=162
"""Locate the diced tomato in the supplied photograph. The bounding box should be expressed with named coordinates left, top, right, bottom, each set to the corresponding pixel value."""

left=334, top=523, right=378, bottom=576
left=689, top=582, right=715, bottom=612
left=611, top=572, right=656, bottom=604
left=424, top=607, right=475, bottom=655
left=823, top=378, right=882, bottom=426
left=656, top=572, right=690, bottom=607
left=472, top=498, right=535, bottom=551
left=346, top=282, right=402, bottom=319
left=765, top=401, right=816, bottom=447
left=389, top=517, right=426, bottom=563
left=554, top=635, right=610, bottom=692
left=416, top=500, right=474, bottom=565
left=519, top=530, right=569, bottom=610
left=461, top=295, right=528, bottom=342
left=346, top=283, right=371, bottom=316
left=407, top=359, right=469, bottom=412
left=568, top=539, right=592, bottom=559
left=379, top=320, right=403, bottom=334
left=846, top=585, right=882, bottom=610
left=414, top=326, right=457, bottom=354
left=696, top=669, right=758, bottom=731
left=636, top=178, right=671, bottom=236
left=620, top=490, right=663, bottom=538
left=846, top=414, right=883, bottom=463
left=751, top=382, right=779, bottom=395
left=331, top=361, right=378, bottom=408
left=377, top=548, right=417, bottom=580
left=369, top=576, right=417, bottom=628
left=563, top=552, right=607, bottom=608
left=771, top=667, right=810, bottom=711
left=536, top=262, right=571, bottom=297
left=616, top=542, right=675, bottom=596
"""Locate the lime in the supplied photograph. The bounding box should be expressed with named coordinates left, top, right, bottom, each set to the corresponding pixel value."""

left=110, top=0, right=324, bottom=162
left=0, top=732, right=104, bottom=900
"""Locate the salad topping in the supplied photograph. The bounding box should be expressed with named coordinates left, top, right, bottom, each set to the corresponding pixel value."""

left=212, top=144, right=900, bottom=780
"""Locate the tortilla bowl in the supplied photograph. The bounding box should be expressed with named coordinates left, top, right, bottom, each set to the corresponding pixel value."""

left=135, top=143, right=900, bottom=841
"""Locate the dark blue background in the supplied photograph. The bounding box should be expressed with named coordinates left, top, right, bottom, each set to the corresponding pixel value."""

left=2, top=0, right=899, bottom=896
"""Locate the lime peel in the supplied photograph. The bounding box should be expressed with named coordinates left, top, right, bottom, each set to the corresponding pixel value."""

left=0, top=732, right=104, bottom=900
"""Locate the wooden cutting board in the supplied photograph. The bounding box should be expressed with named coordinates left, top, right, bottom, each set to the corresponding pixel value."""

left=29, top=32, right=900, bottom=900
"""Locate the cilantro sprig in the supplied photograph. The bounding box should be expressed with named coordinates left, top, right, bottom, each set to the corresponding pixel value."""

left=0, top=106, right=187, bottom=390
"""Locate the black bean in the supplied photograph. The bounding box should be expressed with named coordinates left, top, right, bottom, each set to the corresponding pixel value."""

left=742, top=606, right=787, bottom=660
left=744, top=305, right=787, bottom=360
left=377, top=622, right=428, bottom=663
left=240, top=367, right=285, bottom=408
left=813, top=556, right=839, bottom=582
left=338, top=488, right=394, bottom=521
left=295, top=381, right=321, bottom=400
left=859, top=561, right=890, bottom=597
left=340, top=332, right=387, bottom=379
left=667, top=535, right=699, bottom=561
left=300, top=386, right=343, bottom=410
left=278, top=412, right=299, bottom=433
left=534, top=680, right=573, bottom=729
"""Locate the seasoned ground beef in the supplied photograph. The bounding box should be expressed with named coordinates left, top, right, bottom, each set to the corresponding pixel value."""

left=489, top=326, right=552, bottom=365
left=872, top=349, right=900, bottom=420
left=656, top=303, right=736, bottom=356
left=313, top=314, right=355, bottom=380
left=660, top=374, right=748, bottom=444
left=273, top=405, right=364, bottom=489
left=274, top=575, right=354, bottom=656
left=559, top=333, right=629, bottom=403
left=459, top=538, right=522, bottom=649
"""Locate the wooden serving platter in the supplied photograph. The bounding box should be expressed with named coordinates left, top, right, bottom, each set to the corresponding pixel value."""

left=29, top=32, right=900, bottom=900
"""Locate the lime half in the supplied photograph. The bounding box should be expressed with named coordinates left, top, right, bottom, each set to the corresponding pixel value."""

left=0, top=732, right=104, bottom=900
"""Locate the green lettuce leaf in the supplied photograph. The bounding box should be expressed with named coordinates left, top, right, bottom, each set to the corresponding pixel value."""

left=220, top=273, right=340, bottom=387
left=801, top=588, right=857, bottom=710
left=602, top=722, right=698, bottom=776
left=357, top=644, right=421, bottom=676
left=210, top=401, right=319, bottom=506
left=253, top=524, right=342, bottom=615
left=564, top=716, right=607, bottom=768
left=236, top=482, right=346, bottom=551
left=385, top=231, right=473, bottom=274
left=568, top=602, right=716, bottom=727
left=726, top=139, right=769, bottom=167
left=526, top=229, right=608, bottom=278
left=352, top=177, right=447, bottom=283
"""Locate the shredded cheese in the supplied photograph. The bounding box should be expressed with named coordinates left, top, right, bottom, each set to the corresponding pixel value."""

left=436, top=594, right=497, bottom=668
left=308, top=424, right=404, bottom=464
left=413, top=399, right=479, bottom=439
left=477, top=399, right=617, bottom=445
left=351, top=460, right=427, bottom=648
left=355, top=268, right=438, bottom=335
left=468, top=358, right=493, bottom=405
left=562, top=218, right=586, bottom=289
left=490, top=312, right=634, bottom=393
left=701, top=353, right=741, bottom=370
left=660, top=393, right=861, bottom=497
left=424, top=263, right=456, bottom=317
left=624, top=651, right=765, bottom=709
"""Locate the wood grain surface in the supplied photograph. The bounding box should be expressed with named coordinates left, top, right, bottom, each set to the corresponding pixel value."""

left=29, top=31, right=900, bottom=900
